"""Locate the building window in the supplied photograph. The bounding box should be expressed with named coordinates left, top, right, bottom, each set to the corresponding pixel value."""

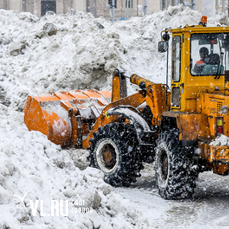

left=172, top=0, right=176, bottom=6
left=86, top=0, right=97, bottom=17
left=108, top=0, right=117, bottom=8
left=41, top=0, right=56, bottom=16
left=0, top=0, right=8, bottom=10
left=126, top=0, right=133, bottom=8
left=162, top=0, right=166, bottom=10
left=23, top=0, right=26, bottom=12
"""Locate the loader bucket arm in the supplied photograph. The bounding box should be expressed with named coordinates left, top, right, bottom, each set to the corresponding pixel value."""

left=82, top=92, right=146, bottom=149
left=24, top=70, right=168, bottom=149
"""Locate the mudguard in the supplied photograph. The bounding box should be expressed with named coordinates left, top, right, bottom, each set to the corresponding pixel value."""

left=107, top=105, right=153, bottom=144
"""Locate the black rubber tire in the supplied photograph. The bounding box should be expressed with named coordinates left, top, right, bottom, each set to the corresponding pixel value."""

left=87, top=123, right=143, bottom=187
left=155, top=129, right=198, bottom=200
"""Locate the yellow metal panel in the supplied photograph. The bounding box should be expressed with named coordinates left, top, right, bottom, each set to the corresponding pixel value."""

left=177, top=113, right=210, bottom=141
left=197, top=92, right=229, bottom=138
left=171, top=29, right=226, bottom=113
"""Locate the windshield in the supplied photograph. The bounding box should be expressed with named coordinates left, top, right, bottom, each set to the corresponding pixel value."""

left=191, top=33, right=229, bottom=76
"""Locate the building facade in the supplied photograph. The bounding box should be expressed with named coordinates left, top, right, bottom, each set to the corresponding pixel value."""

left=0, top=0, right=203, bottom=20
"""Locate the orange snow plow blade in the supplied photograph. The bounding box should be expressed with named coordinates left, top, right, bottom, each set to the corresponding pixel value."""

left=24, top=89, right=111, bottom=148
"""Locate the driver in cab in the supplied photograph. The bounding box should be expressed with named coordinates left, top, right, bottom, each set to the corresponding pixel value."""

left=193, top=47, right=210, bottom=74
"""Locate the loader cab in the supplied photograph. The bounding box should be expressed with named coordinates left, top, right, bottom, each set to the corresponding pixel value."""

left=159, top=18, right=229, bottom=113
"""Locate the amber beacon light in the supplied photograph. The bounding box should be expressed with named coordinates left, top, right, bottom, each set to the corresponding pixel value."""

left=199, top=16, right=207, bottom=26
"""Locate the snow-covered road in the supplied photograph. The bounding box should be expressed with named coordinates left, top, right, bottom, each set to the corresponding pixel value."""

left=1, top=5, right=229, bottom=228
left=117, top=163, right=229, bottom=228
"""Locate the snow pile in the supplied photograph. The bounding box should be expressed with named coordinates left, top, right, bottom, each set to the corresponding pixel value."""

left=210, top=134, right=229, bottom=146
left=0, top=5, right=228, bottom=111
left=0, top=4, right=229, bottom=228
left=0, top=104, right=148, bottom=228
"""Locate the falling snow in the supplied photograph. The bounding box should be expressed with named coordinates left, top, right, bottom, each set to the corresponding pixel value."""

left=0, top=4, right=229, bottom=228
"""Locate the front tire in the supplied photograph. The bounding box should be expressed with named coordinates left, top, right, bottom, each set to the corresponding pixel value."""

left=155, top=129, right=198, bottom=199
left=88, top=123, right=143, bottom=187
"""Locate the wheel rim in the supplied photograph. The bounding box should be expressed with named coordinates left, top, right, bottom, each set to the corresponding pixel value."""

left=96, top=139, right=119, bottom=173
left=160, top=149, right=168, bottom=181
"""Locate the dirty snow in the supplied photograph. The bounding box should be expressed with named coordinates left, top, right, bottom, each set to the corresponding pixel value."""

left=0, top=104, right=148, bottom=228
left=1, top=5, right=228, bottom=111
left=210, top=134, right=229, bottom=146
left=0, top=4, right=229, bottom=228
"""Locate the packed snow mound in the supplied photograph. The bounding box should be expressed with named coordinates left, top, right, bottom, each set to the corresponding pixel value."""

left=0, top=5, right=227, bottom=111
left=210, top=134, right=229, bottom=146
left=0, top=104, right=149, bottom=228
left=1, top=5, right=229, bottom=228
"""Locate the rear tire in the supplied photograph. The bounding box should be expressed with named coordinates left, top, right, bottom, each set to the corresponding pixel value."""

left=155, top=129, right=198, bottom=199
left=88, top=123, right=143, bottom=187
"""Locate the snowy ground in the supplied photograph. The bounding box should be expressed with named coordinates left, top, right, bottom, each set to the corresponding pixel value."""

left=118, top=164, right=229, bottom=228
left=1, top=4, right=229, bottom=229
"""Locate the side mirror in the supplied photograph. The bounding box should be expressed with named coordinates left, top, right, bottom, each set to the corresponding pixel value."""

left=158, top=41, right=168, bottom=53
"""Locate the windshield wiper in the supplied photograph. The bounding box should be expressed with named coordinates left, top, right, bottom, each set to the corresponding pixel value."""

left=215, top=64, right=222, bottom=79
left=215, top=40, right=223, bottom=79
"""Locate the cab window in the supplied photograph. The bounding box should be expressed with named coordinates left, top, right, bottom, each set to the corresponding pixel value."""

left=172, top=36, right=181, bottom=82
left=191, top=33, right=229, bottom=76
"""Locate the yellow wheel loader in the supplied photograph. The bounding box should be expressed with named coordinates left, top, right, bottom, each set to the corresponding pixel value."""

left=24, top=16, right=229, bottom=199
